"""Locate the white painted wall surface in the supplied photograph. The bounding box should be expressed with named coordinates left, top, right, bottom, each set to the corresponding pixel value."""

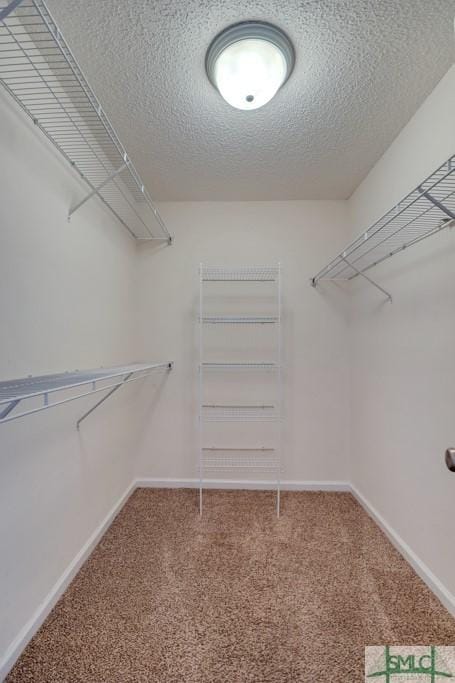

left=134, top=200, right=351, bottom=484
left=1, top=41, right=454, bottom=681
left=348, top=66, right=455, bottom=596
left=0, top=94, right=143, bottom=665
left=0, top=94, right=351, bottom=670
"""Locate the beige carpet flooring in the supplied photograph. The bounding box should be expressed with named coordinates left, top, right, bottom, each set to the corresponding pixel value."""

left=7, top=489, right=455, bottom=682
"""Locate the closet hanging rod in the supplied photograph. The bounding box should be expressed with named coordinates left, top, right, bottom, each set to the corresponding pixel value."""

left=0, top=0, right=172, bottom=243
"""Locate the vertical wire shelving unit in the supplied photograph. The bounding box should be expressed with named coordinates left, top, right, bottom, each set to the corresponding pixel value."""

left=198, top=265, right=282, bottom=516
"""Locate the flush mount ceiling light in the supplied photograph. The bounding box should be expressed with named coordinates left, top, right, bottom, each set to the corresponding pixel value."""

left=206, top=21, right=295, bottom=111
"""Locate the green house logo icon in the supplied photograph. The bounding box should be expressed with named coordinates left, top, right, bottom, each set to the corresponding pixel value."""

left=367, top=646, right=453, bottom=681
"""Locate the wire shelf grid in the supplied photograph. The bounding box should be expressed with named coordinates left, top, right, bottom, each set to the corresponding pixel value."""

left=201, top=316, right=278, bottom=324
left=201, top=404, right=280, bottom=422
left=201, top=448, right=280, bottom=471
left=311, top=155, right=455, bottom=283
left=0, top=0, right=171, bottom=242
left=201, top=266, right=279, bottom=281
left=0, top=361, right=173, bottom=424
left=201, top=362, right=279, bottom=370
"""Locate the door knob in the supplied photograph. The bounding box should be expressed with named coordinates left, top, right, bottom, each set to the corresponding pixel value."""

left=445, top=448, right=455, bottom=472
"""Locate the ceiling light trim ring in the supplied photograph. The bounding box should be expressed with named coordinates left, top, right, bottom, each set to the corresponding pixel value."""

left=206, top=21, right=295, bottom=107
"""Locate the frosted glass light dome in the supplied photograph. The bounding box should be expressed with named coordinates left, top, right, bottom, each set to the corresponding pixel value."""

left=206, top=22, right=294, bottom=111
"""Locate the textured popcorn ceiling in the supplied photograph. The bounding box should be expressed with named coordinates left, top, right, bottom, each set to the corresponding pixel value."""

left=45, top=0, right=455, bottom=200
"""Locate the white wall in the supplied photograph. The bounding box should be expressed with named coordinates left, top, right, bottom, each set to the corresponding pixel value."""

left=348, top=66, right=455, bottom=596
left=134, top=200, right=351, bottom=484
left=0, top=93, right=143, bottom=667
left=0, top=93, right=352, bottom=672
left=1, top=45, right=454, bottom=681
left=0, top=110, right=352, bottom=670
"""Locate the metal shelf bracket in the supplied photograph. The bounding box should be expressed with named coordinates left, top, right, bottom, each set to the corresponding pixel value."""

left=341, top=257, right=392, bottom=303
left=76, top=372, right=132, bottom=429
left=418, top=187, right=455, bottom=220
left=77, top=362, right=173, bottom=429
left=0, top=0, right=23, bottom=21
left=68, top=161, right=129, bottom=220
left=0, top=398, right=20, bottom=419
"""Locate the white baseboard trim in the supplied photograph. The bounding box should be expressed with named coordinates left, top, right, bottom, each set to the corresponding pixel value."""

left=135, top=477, right=351, bottom=491
left=0, top=481, right=136, bottom=682
left=350, top=484, right=455, bottom=618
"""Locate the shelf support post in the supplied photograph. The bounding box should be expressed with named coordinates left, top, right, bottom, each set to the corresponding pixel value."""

left=341, top=257, right=392, bottom=303
left=76, top=372, right=133, bottom=430
left=418, top=187, right=455, bottom=220
left=68, top=162, right=129, bottom=219
left=0, top=0, right=24, bottom=21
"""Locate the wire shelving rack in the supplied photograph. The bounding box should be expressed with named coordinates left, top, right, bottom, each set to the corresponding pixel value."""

left=0, top=0, right=171, bottom=242
left=202, top=316, right=278, bottom=324
left=198, top=264, right=282, bottom=516
left=201, top=447, right=279, bottom=471
left=201, top=362, right=278, bottom=371
left=311, top=155, right=455, bottom=301
left=0, top=362, right=173, bottom=426
left=201, top=404, right=279, bottom=422
left=201, top=266, right=279, bottom=282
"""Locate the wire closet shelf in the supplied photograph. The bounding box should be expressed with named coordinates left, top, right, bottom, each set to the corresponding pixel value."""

left=311, top=155, right=455, bottom=299
left=0, top=362, right=173, bottom=426
left=0, top=0, right=171, bottom=242
left=201, top=404, right=280, bottom=422
left=201, top=316, right=278, bottom=324
left=201, top=447, right=280, bottom=471
left=201, top=362, right=278, bottom=370
left=201, top=266, right=279, bottom=282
